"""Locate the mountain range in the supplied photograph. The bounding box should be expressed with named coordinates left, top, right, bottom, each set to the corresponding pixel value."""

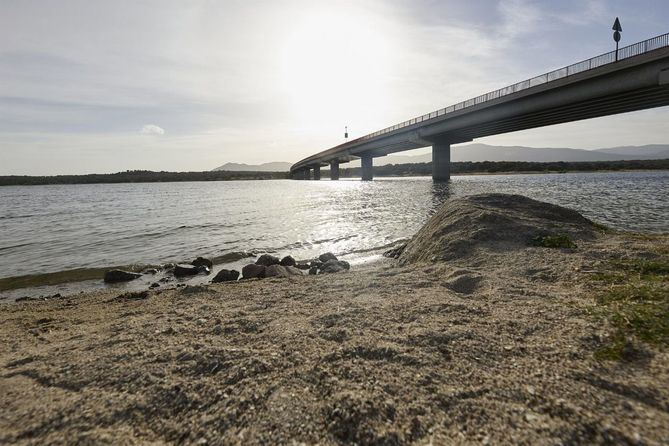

left=213, top=144, right=669, bottom=171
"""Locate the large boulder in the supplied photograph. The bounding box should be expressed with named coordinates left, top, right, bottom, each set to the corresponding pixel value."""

left=318, top=252, right=338, bottom=263
left=191, top=257, right=213, bottom=269
left=174, top=264, right=201, bottom=277
left=211, top=269, right=240, bottom=283
left=279, top=255, right=296, bottom=267
left=242, top=264, right=266, bottom=279
left=104, top=270, right=142, bottom=283
left=398, top=194, right=598, bottom=265
left=320, top=259, right=350, bottom=274
left=256, top=254, right=280, bottom=266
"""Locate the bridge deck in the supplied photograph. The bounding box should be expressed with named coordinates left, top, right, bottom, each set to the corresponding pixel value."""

left=291, top=33, right=669, bottom=174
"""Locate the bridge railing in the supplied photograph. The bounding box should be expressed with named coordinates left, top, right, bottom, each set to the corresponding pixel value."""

left=357, top=32, right=669, bottom=142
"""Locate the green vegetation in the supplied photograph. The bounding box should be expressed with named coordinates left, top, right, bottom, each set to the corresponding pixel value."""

left=530, top=233, right=577, bottom=249
left=339, top=159, right=669, bottom=178
left=0, top=170, right=289, bottom=186
left=589, top=257, right=669, bottom=361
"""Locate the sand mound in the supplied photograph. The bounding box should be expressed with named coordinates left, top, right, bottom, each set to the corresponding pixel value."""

left=399, top=193, right=598, bottom=264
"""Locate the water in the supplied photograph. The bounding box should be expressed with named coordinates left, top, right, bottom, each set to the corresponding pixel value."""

left=1, top=171, right=667, bottom=300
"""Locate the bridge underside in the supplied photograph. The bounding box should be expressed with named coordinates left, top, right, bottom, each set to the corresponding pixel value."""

left=291, top=44, right=669, bottom=181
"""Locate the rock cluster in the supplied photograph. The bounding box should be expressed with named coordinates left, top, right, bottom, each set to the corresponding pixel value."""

left=240, top=253, right=349, bottom=280
left=102, top=252, right=350, bottom=287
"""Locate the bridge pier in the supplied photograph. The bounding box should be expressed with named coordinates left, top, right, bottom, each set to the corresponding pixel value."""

left=361, top=155, right=373, bottom=181
left=432, top=142, right=451, bottom=182
left=313, top=166, right=321, bottom=180
left=330, top=161, right=340, bottom=180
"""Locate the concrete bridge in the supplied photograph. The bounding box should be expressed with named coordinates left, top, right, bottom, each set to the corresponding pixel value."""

left=290, top=33, right=669, bottom=181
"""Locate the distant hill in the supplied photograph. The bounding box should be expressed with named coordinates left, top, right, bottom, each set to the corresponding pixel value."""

left=213, top=162, right=292, bottom=172
left=374, top=143, right=669, bottom=165
left=593, top=144, right=669, bottom=158
left=214, top=144, right=669, bottom=171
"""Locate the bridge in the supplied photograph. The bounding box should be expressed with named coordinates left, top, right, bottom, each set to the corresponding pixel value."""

left=290, top=33, right=669, bottom=181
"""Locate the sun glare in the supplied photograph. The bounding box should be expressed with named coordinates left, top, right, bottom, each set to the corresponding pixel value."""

left=279, top=7, right=396, bottom=137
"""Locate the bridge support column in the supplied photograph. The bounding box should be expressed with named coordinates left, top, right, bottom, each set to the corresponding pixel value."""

left=330, top=161, right=340, bottom=180
left=361, top=155, right=373, bottom=181
left=313, top=166, right=321, bottom=180
left=432, top=142, right=451, bottom=182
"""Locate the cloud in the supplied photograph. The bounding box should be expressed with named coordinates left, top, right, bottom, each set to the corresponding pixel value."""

left=140, top=124, right=165, bottom=135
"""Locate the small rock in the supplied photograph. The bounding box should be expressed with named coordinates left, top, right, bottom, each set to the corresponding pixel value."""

left=142, top=268, right=159, bottom=275
left=309, top=266, right=318, bottom=275
left=242, top=264, right=266, bottom=279
left=150, top=282, right=160, bottom=288
left=256, top=254, right=280, bottom=266
left=310, top=261, right=323, bottom=270
left=279, top=255, right=296, bottom=267
left=159, top=277, right=171, bottom=283
left=211, top=269, right=240, bottom=283
left=265, top=264, right=304, bottom=278
left=295, top=262, right=311, bottom=270
left=196, top=265, right=211, bottom=275
left=174, top=264, right=200, bottom=277
left=264, top=264, right=289, bottom=278
left=383, top=244, right=406, bottom=259
left=192, top=257, right=214, bottom=269
left=318, top=252, right=338, bottom=263
left=212, top=324, right=223, bottom=335
left=320, top=259, right=350, bottom=274
left=104, top=270, right=142, bottom=283
left=284, top=266, right=304, bottom=276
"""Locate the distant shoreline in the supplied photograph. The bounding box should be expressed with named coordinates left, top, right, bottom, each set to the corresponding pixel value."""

left=1, top=159, right=668, bottom=186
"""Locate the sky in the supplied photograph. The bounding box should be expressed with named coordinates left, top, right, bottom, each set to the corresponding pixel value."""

left=1, top=0, right=668, bottom=175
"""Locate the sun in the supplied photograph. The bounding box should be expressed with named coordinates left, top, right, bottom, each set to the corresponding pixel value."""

left=279, top=6, right=396, bottom=137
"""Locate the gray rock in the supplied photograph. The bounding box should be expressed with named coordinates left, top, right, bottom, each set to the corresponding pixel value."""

left=309, top=266, right=318, bottom=275
left=280, top=255, right=296, bottom=267
left=383, top=244, right=406, bottom=259
left=295, top=262, right=311, bottom=270
left=320, top=259, right=350, bottom=274
left=174, top=264, right=200, bottom=277
left=242, top=263, right=266, bottom=279
left=318, top=252, right=338, bottom=263
left=149, top=282, right=160, bottom=288
left=211, top=269, right=240, bottom=283
left=264, top=264, right=289, bottom=278
left=265, top=265, right=304, bottom=277
left=192, top=257, right=214, bottom=269
left=284, top=266, right=304, bottom=276
left=104, top=270, right=142, bottom=283
left=256, top=254, right=281, bottom=266
left=310, top=261, right=323, bottom=270
left=196, top=265, right=211, bottom=275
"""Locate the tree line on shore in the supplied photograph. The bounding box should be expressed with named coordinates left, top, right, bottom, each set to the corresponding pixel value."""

left=1, top=159, right=667, bottom=186
left=339, top=159, right=669, bottom=178
left=0, top=170, right=289, bottom=186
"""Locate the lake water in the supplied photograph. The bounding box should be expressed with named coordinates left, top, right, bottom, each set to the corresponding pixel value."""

left=1, top=171, right=667, bottom=300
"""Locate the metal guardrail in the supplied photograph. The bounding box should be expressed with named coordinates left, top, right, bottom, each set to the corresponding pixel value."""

left=350, top=32, right=669, bottom=142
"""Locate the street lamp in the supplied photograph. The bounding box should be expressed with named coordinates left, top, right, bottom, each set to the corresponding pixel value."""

left=344, top=126, right=348, bottom=139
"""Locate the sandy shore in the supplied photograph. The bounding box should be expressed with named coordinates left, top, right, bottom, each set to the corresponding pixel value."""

left=1, top=195, right=668, bottom=445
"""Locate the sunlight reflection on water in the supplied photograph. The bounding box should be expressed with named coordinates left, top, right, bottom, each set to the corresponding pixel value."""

left=0, top=170, right=667, bottom=283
